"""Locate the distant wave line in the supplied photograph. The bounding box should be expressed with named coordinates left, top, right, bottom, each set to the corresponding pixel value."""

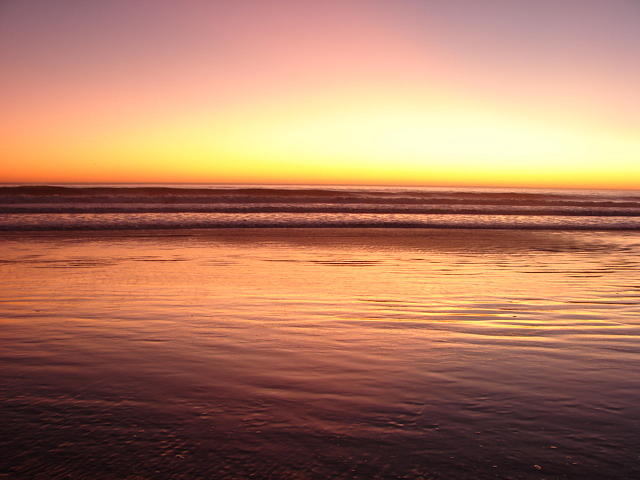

left=3, top=205, right=640, bottom=216
left=2, top=186, right=640, bottom=209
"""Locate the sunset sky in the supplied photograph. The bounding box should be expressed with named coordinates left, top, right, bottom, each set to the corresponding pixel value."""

left=1, top=0, right=639, bottom=188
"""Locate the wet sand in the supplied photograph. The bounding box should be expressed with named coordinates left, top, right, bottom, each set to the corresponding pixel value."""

left=1, top=228, right=640, bottom=479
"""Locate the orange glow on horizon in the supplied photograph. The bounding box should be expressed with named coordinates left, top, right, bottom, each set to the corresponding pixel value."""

left=3, top=93, right=638, bottom=189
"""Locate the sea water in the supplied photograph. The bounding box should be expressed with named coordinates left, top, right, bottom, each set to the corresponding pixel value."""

left=2, top=184, right=640, bottom=230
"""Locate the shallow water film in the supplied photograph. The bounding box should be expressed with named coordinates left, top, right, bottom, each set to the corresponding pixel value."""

left=1, top=228, right=640, bottom=479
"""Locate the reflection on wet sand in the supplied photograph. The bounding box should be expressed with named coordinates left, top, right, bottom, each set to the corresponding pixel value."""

left=1, top=229, right=639, bottom=479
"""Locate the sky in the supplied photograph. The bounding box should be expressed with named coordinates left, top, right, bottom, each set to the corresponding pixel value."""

left=1, top=0, right=639, bottom=188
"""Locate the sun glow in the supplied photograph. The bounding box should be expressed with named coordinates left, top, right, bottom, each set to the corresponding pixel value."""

left=3, top=91, right=639, bottom=188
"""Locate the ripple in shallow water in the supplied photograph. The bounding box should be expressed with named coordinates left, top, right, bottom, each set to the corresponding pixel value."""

left=1, top=229, right=639, bottom=479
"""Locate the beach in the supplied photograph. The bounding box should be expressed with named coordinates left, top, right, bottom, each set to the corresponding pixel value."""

left=2, top=227, right=639, bottom=479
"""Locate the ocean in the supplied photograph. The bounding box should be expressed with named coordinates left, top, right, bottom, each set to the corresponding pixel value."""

left=1, top=185, right=640, bottom=479
left=2, top=184, right=640, bottom=230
